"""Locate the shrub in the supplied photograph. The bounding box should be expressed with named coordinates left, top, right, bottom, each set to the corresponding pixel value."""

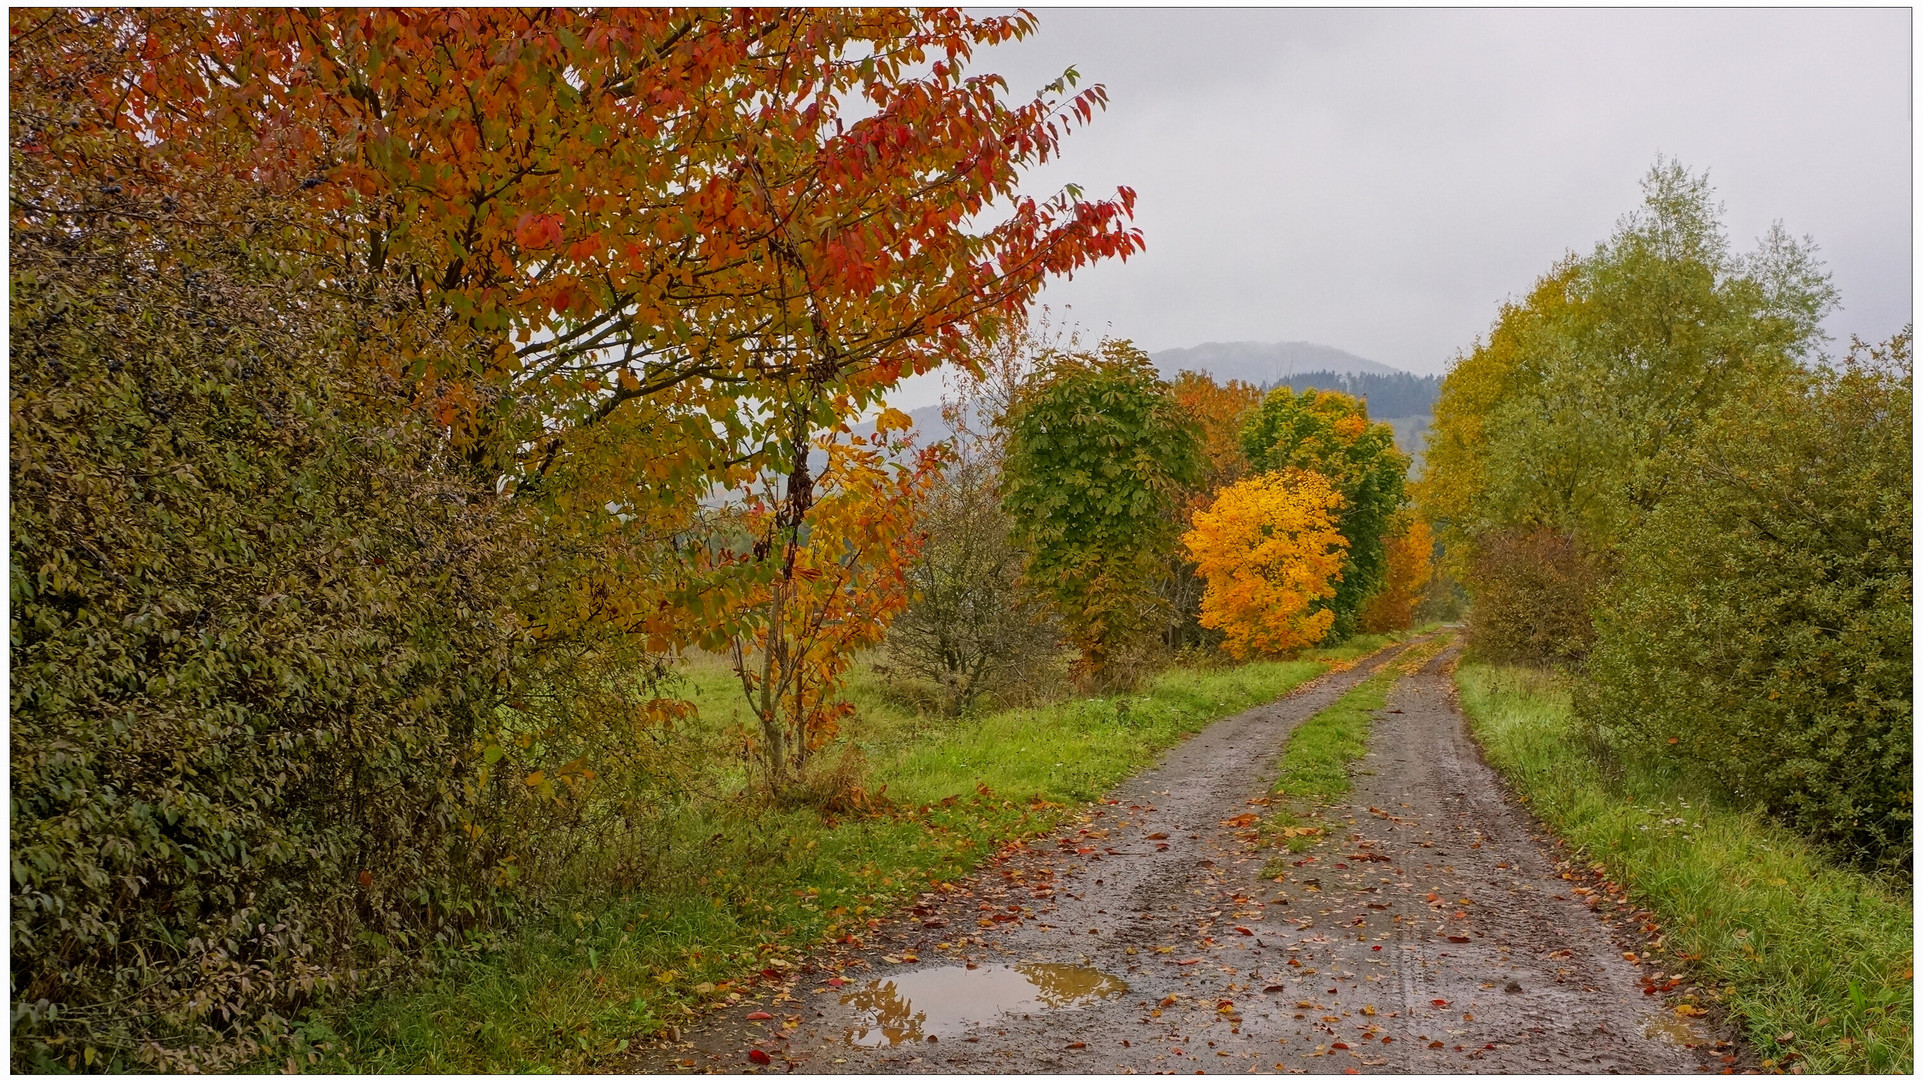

left=9, top=189, right=536, bottom=1069
left=1463, top=528, right=1607, bottom=666
left=884, top=447, right=1057, bottom=716
left=1580, top=334, right=1912, bottom=872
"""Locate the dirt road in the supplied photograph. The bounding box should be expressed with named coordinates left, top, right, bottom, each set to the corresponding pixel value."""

left=627, top=636, right=1725, bottom=1074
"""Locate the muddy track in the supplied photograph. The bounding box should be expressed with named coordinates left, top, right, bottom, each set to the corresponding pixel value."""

left=621, top=636, right=1726, bottom=1074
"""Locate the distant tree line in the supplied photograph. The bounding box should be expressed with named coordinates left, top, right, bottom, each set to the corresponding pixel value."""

left=1266, top=370, right=1441, bottom=419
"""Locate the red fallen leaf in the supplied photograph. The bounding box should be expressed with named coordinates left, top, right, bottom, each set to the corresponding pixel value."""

left=1345, top=1070, right=1360, bottom=1075
left=1371, top=945, right=1382, bottom=951
left=1146, top=832, right=1170, bottom=840
left=1428, top=1040, right=1445, bottom=1049
left=1332, top=1041, right=1350, bottom=1049
left=1121, top=1039, right=1131, bottom=1047
left=1334, top=863, right=1348, bottom=869
left=746, top=1011, right=774, bottom=1020
left=824, top=977, right=846, bottom=987
left=1380, top=1036, right=1394, bottom=1044
left=1234, top=926, right=1255, bottom=936
left=1176, top=959, right=1200, bottom=966
left=1262, top=985, right=1285, bottom=993
left=1431, top=999, right=1451, bottom=1007
left=1643, top=986, right=1658, bottom=995
left=1447, top=935, right=1471, bottom=943
left=1155, top=842, right=1170, bottom=851
left=747, top=1049, right=771, bottom=1065
left=1327, top=987, right=1339, bottom=994
left=1066, top=1042, right=1086, bottom=1049
left=761, top=968, right=780, bottom=980
left=1076, top=847, right=1095, bottom=855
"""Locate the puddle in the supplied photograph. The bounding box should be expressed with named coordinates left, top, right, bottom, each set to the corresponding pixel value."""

left=1643, top=1012, right=1704, bottom=1045
left=839, top=963, right=1126, bottom=1046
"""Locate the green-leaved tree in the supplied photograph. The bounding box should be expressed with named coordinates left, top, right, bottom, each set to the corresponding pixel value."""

left=1000, top=341, right=1202, bottom=686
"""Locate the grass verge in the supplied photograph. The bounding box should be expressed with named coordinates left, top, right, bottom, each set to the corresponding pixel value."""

left=1456, top=661, right=1913, bottom=1075
left=1258, top=634, right=1448, bottom=872
left=299, top=632, right=1412, bottom=1073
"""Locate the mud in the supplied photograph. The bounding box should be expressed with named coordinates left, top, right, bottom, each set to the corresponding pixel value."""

left=622, top=637, right=1729, bottom=1074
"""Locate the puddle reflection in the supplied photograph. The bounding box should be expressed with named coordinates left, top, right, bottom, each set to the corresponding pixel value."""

left=840, top=963, right=1126, bottom=1046
left=1643, top=1012, right=1704, bottom=1045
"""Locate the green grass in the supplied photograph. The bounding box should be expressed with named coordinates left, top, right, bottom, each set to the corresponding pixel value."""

left=1456, top=662, right=1913, bottom=1075
left=293, top=632, right=1413, bottom=1073
left=1256, top=633, right=1447, bottom=866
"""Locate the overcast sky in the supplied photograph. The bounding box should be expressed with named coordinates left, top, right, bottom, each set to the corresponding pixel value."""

left=896, top=6, right=1911, bottom=404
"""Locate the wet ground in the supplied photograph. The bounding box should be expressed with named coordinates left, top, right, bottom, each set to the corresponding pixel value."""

left=623, top=636, right=1733, bottom=1074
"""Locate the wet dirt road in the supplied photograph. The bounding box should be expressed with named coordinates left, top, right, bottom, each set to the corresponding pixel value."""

left=627, top=636, right=1725, bottom=1074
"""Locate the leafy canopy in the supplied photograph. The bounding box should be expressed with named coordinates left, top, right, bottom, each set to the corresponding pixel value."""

left=1000, top=341, right=1203, bottom=683
left=1182, top=470, right=1349, bottom=659
left=1240, top=386, right=1408, bottom=637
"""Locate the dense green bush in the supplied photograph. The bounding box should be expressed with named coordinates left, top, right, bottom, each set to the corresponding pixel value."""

left=1463, top=527, right=1607, bottom=667
left=1000, top=340, right=1202, bottom=688
left=1580, top=335, right=1912, bottom=872
left=8, top=188, right=535, bottom=1069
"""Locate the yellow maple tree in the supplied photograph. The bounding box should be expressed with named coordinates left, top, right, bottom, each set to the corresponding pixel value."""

left=1182, top=470, right=1349, bottom=658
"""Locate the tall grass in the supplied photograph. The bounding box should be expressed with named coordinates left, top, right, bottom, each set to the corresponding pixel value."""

left=1457, top=662, right=1913, bottom=1074
left=297, top=633, right=1410, bottom=1073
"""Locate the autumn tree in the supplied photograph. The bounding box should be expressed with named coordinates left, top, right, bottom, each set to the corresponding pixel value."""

left=1000, top=341, right=1203, bottom=686
left=1240, top=386, right=1408, bottom=637
left=1580, top=332, right=1912, bottom=870
left=18, top=7, right=1149, bottom=793
left=1182, top=471, right=1349, bottom=659
left=1417, top=159, right=1838, bottom=660
left=721, top=425, right=940, bottom=795
left=1359, top=511, right=1435, bottom=633
left=1159, top=371, right=1263, bottom=650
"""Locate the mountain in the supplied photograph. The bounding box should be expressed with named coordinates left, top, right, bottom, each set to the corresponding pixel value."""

left=1149, top=340, right=1399, bottom=384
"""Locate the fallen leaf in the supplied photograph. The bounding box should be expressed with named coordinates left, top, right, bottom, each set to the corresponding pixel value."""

left=1431, top=999, right=1451, bottom=1008
left=1234, top=926, right=1255, bottom=936
left=747, top=1049, right=771, bottom=1065
left=745, top=1011, right=773, bottom=1021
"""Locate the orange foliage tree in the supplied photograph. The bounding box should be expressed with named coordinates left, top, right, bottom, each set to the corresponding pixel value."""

left=16, top=6, right=1145, bottom=783
left=1359, top=511, right=1435, bottom=632
left=1171, top=370, right=1262, bottom=504
left=721, top=419, right=940, bottom=793
left=1181, top=471, right=1349, bottom=659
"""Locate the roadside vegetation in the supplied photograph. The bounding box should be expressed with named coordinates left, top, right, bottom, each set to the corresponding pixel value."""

left=1419, top=160, right=1911, bottom=876
left=1417, top=160, right=1911, bottom=1074
left=1457, top=663, right=1912, bottom=1074
left=311, top=633, right=1409, bottom=1073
